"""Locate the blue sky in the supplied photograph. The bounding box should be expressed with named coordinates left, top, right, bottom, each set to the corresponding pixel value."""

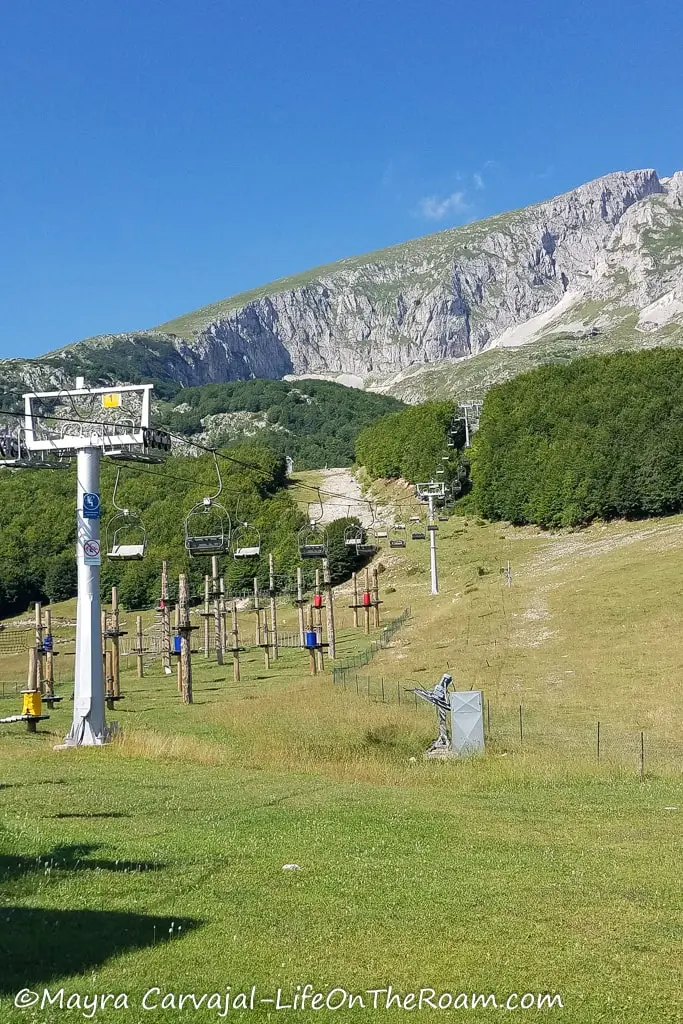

left=1, top=0, right=682, bottom=359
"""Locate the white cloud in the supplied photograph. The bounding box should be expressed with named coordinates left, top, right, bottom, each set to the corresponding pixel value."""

left=473, top=172, right=485, bottom=190
left=417, top=190, right=469, bottom=221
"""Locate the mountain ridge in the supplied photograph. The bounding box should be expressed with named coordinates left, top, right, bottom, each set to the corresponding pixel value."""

left=3, top=167, right=683, bottom=402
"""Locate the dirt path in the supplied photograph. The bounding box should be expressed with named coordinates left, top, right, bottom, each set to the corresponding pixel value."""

left=317, top=469, right=375, bottom=526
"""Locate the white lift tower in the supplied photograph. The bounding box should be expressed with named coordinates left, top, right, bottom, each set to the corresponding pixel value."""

left=21, top=380, right=170, bottom=746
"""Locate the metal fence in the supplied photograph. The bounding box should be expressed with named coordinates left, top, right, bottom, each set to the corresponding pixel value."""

left=331, top=607, right=411, bottom=686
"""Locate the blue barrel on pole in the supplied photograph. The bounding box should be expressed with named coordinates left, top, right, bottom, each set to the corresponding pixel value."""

left=43, top=634, right=54, bottom=653
left=173, top=634, right=182, bottom=654
left=304, top=631, right=317, bottom=649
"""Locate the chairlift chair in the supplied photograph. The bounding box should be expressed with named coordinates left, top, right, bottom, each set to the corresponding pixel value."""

left=409, top=515, right=421, bottom=523
left=344, top=524, right=363, bottom=549
left=389, top=524, right=406, bottom=549
left=106, top=470, right=146, bottom=560
left=298, top=524, right=327, bottom=559
left=299, top=493, right=327, bottom=558
left=233, top=523, right=262, bottom=559
left=184, top=451, right=232, bottom=557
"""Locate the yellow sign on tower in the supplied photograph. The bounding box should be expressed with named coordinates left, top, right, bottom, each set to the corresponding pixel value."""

left=102, top=392, right=121, bottom=409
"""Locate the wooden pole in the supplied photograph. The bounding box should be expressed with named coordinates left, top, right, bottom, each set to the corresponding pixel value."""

left=161, top=560, right=171, bottom=675
left=203, top=574, right=210, bottom=658
left=352, top=572, right=359, bottom=628
left=34, top=602, right=44, bottom=693
left=231, top=601, right=240, bottom=682
left=269, top=553, right=278, bottom=660
left=220, top=577, right=227, bottom=654
left=101, top=609, right=108, bottom=686
left=323, top=557, right=336, bottom=660
left=262, top=609, right=270, bottom=670
left=111, top=586, right=120, bottom=699
left=307, top=604, right=317, bottom=676
left=174, top=603, right=181, bottom=693
left=364, top=568, right=371, bottom=636
left=372, top=567, right=380, bottom=629
left=105, top=650, right=113, bottom=701
left=178, top=574, right=193, bottom=704
left=268, top=600, right=277, bottom=664
left=211, top=556, right=223, bottom=666
left=27, top=646, right=38, bottom=693
left=136, top=615, right=144, bottom=678
left=44, top=608, right=54, bottom=695
left=296, top=567, right=305, bottom=646
left=253, top=577, right=261, bottom=645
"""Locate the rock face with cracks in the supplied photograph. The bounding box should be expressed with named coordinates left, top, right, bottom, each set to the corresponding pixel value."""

left=5, top=168, right=683, bottom=401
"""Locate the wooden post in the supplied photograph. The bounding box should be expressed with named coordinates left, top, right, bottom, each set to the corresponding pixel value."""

left=269, top=553, right=278, bottom=660
left=211, top=556, right=223, bottom=665
left=34, top=602, right=44, bottom=693
left=231, top=602, right=240, bottom=682
left=178, top=574, right=193, bottom=704
left=364, top=568, right=371, bottom=636
left=372, top=567, right=380, bottom=629
left=296, top=567, right=305, bottom=646
left=203, top=574, right=210, bottom=658
left=268, top=600, right=277, bottom=664
left=136, top=615, right=144, bottom=678
left=174, top=603, right=182, bottom=693
left=105, top=650, right=114, bottom=700
left=220, top=577, right=228, bottom=654
left=161, top=560, right=171, bottom=675
left=262, top=608, right=270, bottom=670
left=253, top=577, right=261, bottom=645
left=322, top=557, right=336, bottom=660
left=111, top=586, right=120, bottom=699
left=352, top=572, right=359, bottom=628
left=44, top=608, right=54, bottom=696
left=27, top=646, right=38, bottom=692
left=101, top=609, right=108, bottom=686
left=307, top=604, right=317, bottom=676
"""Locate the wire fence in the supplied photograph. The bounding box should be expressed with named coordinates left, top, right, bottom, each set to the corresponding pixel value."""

left=331, top=607, right=411, bottom=685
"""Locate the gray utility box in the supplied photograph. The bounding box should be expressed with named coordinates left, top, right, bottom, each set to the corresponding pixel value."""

left=450, top=690, right=485, bottom=755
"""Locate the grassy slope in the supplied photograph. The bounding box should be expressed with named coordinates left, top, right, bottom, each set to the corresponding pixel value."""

left=1, top=510, right=681, bottom=1022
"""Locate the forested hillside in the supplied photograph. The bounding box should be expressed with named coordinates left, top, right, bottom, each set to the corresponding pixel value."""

left=0, top=445, right=367, bottom=618
left=354, top=401, right=467, bottom=487
left=471, top=349, right=683, bottom=527
left=160, top=379, right=404, bottom=469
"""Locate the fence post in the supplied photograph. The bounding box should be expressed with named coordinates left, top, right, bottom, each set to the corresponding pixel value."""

left=211, top=556, right=223, bottom=667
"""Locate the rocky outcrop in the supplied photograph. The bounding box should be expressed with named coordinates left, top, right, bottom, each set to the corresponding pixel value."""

left=5, top=167, right=683, bottom=399
left=157, top=169, right=664, bottom=382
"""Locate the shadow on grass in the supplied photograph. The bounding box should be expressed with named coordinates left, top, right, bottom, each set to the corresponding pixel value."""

left=0, top=843, right=164, bottom=884
left=0, top=907, right=200, bottom=995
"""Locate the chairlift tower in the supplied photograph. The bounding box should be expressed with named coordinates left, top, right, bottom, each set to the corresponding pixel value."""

left=415, top=482, right=445, bottom=596
left=22, top=379, right=170, bottom=747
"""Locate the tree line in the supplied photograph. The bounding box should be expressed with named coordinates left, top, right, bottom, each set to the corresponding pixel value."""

left=470, top=349, right=683, bottom=527
left=0, top=443, right=370, bottom=617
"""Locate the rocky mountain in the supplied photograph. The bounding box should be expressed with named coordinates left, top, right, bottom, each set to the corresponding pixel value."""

left=3, top=168, right=683, bottom=401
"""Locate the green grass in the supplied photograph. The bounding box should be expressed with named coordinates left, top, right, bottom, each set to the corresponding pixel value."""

left=1, top=511, right=682, bottom=1022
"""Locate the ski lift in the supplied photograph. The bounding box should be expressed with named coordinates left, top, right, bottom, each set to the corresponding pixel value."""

left=344, top=524, right=363, bottom=548
left=409, top=515, right=421, bottom=524
left=389, top=523, right=407, bottom=549
left=184, top=452, right=231, bottom=557
left=373, top=527, right=388, bottom=541
left=106, top=469, right=146, bottom=560
left=411, top=521, right=426, bottom=540
left=299, top=493, right=327, bottom=559
left=233, top=522, right=261, bottom=559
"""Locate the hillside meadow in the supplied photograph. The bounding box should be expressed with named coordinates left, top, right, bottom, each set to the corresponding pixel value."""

left=0, top=498, right=681, bottom=1023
